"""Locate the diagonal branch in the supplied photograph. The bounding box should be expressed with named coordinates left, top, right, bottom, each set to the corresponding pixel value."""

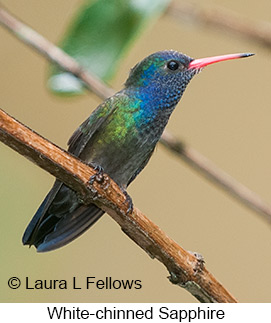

left=0, top=6, right=270, bottom=225
left=0, top=107, right=237, bottom=303
left=0, top=5, right=113, bottom=100
left=160, top=133, right=271, bottom=225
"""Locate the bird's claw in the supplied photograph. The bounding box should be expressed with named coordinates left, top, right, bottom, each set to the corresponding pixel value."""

left=188, top=251, right=205, bottom=274
left=121, top=189, right=133, bottom=215
left=89, top=164, right=106, bottom=185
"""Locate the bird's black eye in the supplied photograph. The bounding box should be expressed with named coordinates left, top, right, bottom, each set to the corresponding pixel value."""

left=167, top=60, right=180, bottom=71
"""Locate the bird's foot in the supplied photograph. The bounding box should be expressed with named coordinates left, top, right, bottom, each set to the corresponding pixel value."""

left=121, top=188, right=133, bottom=215
left=89, top=164, right=106, bottom=185
left=88, top=163, right=111, bottom=194
left=188, top=251, right=205, bottom=274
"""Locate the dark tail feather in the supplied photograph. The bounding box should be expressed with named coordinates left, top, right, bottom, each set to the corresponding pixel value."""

left=22, top=181, right=104, bottom=252
left=36, top=204, right=104, bottom=252
left=22, top=192, right=52, bottom=246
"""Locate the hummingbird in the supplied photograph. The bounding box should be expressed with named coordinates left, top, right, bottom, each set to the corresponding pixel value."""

left=22, top=50, right=253, bottom=252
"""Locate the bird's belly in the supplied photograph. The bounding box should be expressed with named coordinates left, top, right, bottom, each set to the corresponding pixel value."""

left=81, top=134, right=154, bottom=187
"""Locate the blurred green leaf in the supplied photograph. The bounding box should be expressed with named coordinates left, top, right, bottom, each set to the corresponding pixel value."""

left=48, top=0, right=171, bottom=95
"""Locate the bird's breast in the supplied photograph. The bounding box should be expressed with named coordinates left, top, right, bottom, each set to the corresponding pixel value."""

left=80, top=113, right=156, bottom=187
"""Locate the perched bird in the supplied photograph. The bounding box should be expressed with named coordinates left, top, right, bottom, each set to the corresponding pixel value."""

left=23, top=50, right=253, bottom=252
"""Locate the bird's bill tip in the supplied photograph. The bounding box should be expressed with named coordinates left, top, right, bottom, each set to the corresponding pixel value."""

left=241, top=53, right=255, bottom=58
left=188, top=52, right=255, bottom=70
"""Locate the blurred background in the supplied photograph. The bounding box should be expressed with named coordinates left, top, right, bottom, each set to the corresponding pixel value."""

left=0, top=0, right=271, bottom=302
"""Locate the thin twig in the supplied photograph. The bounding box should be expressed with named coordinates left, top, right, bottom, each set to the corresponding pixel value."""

left=0, top=6, right=270, bottom=225
left=167, top=1, right=271, bottom=48
left=0, top=108, right=237, bottom=303
left=0, top=6, right=113, bottom=100
left=161, top=133, right=271, bottom=225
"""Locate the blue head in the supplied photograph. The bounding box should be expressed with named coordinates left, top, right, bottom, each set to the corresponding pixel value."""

left=124, top=50, right=253, bottom=127
left=125, top=50, right=198, bottom=111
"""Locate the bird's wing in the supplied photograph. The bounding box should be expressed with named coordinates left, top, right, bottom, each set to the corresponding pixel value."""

left=68, top=96, right=118, bottom=157
left=22, top=95, right=124, bottom=251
